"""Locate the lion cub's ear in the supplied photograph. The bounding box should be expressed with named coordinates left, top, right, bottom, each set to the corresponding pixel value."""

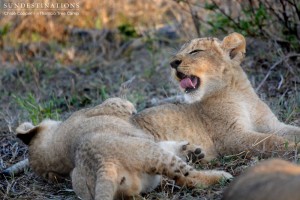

left=221, top=32, right=246, bottom=63
left=16, top=122, right=39, bottom=145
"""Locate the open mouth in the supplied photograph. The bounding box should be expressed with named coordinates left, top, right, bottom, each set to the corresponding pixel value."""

left=176, top=71, right=200, bottom=93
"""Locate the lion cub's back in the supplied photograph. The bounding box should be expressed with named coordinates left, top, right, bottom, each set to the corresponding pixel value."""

left=133, top=103, right=198, bottom=139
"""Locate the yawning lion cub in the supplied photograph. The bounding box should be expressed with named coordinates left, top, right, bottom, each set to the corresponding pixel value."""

left=16, top=98, right=231, bottom=200
left=132, top=33, right=300, bottom=160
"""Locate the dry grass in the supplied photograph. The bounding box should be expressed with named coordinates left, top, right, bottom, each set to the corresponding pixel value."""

left=0, top=0, right=299, bottom=199
left=0, top=0, right=197, bottom=43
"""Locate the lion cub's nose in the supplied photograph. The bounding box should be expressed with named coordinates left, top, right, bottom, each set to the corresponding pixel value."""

left=170, top=59, right=182, bottom=69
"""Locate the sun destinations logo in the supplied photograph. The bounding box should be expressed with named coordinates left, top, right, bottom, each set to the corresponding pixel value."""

left=1, top=0, right=80, bottom=16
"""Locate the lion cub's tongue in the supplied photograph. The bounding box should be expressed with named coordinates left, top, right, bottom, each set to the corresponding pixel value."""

left=180, top=77, right=196, bottom=89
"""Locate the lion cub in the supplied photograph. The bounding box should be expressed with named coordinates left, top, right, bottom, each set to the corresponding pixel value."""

left=222, top=159, right=300, bottom=200
left=16, top=98, right=232, bottom=200
left=132, top=33, right=300, bottom=160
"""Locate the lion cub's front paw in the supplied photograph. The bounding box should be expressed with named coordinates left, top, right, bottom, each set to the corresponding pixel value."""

left=178, top=141, right=205, bottom=163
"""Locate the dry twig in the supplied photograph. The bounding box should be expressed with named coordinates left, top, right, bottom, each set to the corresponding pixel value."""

left=255, top=53, right=300, bottom=92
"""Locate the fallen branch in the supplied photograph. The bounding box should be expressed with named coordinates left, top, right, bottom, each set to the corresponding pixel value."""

left=1, top=158, right=29, bottom=176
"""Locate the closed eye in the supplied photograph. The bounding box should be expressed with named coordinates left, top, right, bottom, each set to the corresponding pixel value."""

left=189, top=49, right=203, bottom=55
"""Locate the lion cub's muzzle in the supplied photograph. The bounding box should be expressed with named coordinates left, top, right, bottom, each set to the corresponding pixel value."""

left=170, top=59, right=201, bottom=93
left=175, top=71, right=200, bottom=93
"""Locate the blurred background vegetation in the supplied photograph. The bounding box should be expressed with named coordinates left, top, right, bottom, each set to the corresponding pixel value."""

left=0, top=0, right=299, bottom=199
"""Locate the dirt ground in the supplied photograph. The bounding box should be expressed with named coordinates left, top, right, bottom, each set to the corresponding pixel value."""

left=0, top=1, right=300, bottom=199
left=0, top=28, right=299, bottom=200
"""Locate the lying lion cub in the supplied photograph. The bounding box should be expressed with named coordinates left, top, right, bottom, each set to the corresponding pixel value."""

left=222, top=159, right=300, bottom=200
left=16, top=98, right=231, bottom=200
left=132, top=32, right=300, bottom=160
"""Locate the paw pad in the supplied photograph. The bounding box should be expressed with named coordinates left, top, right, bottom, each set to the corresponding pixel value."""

left=177, top=141, right=205, bottom=163
left=187, top=148, right=205, bottom=162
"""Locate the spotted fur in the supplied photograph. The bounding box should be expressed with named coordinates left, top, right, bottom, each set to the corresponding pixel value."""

left=16, top=98, right=231, bottom=200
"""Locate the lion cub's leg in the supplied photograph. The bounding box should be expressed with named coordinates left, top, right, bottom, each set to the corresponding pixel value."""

left=141, top=142, right=232, bottom=188
left=158, top=141, right=205, bottom=163
left=94, top=164, right=120, bottom=200
left=254, top=104, right=300, bottom=141
left=72, top=162, right=123, bottom=200
left=274, top=123, right=300, bottom=142
left=74, top=135, right=232, bottom=199
left=71, top=167, right=96, bottom=200
left=113, top=141, right=231, bottom=192
left=217, top=130, right=296, bottom=157
left=72, top=150, right=120, bottom=200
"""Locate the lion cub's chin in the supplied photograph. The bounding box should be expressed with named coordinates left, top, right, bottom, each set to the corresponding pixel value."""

left=183, top=89, right=205, bottom=103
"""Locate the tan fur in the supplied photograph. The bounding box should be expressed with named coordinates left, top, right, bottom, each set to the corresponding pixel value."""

left=132, top=33, right=300, bottom=161
left=16, top=98, right=232, bottom=200
left=222, top=159, right=300, bottom=200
